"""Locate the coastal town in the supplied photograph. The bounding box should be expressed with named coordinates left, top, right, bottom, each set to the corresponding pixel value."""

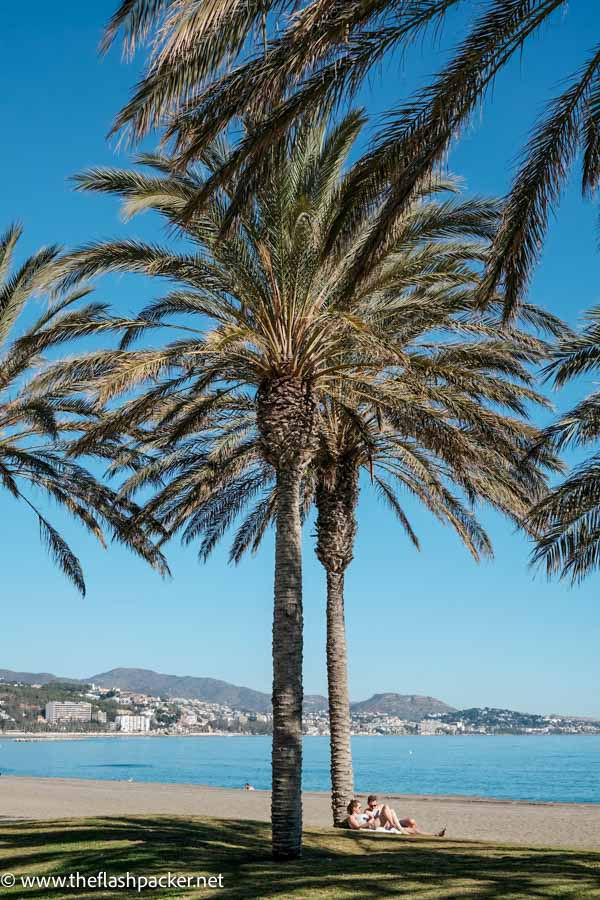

left=1, top=679, right=599, bottom=738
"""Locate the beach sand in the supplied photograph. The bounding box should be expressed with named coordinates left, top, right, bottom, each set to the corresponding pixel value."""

left=0, top=776, right=599, bottom=849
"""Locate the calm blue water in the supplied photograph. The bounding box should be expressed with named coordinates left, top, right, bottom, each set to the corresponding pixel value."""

left=0, top=735, right=597, bottom=803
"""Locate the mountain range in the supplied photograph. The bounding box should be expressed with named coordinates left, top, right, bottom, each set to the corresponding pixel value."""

left=0, top=667, right=454, bottom=718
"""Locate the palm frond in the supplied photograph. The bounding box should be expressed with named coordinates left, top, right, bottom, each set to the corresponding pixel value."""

left=482, top=45, right=600, bottom=316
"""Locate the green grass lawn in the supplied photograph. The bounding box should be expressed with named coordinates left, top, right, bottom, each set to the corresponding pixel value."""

left=0, top=817, right=598, bottom=898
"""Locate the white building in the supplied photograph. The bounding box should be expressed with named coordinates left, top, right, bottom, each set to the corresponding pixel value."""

left=45, top=701, right=92, bottom=723
left=115, top=714, right=151, bottom=733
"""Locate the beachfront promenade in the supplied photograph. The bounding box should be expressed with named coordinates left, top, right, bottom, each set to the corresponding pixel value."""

left=1, top=776, right=599, bottom=850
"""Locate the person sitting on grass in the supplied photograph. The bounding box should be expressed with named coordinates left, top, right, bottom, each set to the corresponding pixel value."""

left=346, top=796, right=446, bottom=836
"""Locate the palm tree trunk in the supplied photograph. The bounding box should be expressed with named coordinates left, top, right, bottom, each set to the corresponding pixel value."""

left=271, top=461, right=304, bottom=860
left=316, top=456, right=359, bottom=826
left=257, top=375, right=318, bottom=861
left=325, top=567, right=354, bottom=825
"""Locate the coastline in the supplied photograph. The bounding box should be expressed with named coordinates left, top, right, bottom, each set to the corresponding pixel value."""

left=1, top=776, right=599, bottom=850
left=3, top=730, right=599, bottom=741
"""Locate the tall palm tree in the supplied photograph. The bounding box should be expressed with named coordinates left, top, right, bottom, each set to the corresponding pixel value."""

left=530, top=307, right=600, bottom=582
left=43, top=135, right=561, bottom=825
left=101, top=288, right=560, bottom=825
left=118, top=306, right=559, bottom=826
left=41, top=113, right=457, bottom=858
left=103, top=1, right=599, bottom=318
left=0, top=224, right=168, bottom=594
left=308, top=368, right=559, bottom=823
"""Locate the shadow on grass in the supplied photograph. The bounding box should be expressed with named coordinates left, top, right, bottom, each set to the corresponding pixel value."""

left=0, top=816, right=599, bottom=898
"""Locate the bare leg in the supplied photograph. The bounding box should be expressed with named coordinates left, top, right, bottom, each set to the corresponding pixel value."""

left=379, top=805, right=404, bottom=831
left=400, top=817, right=446, bottom=837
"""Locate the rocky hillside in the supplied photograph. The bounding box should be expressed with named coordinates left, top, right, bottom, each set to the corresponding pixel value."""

left=351, top=693, right=455, bottom=718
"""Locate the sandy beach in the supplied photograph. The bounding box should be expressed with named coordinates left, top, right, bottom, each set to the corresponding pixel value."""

left=0, top=776, right=599, bottom=850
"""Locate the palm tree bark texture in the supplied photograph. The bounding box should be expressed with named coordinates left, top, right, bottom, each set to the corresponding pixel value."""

left=316, top=456, right=359, bottom=826
left=257, top=374, right=318, bottom=860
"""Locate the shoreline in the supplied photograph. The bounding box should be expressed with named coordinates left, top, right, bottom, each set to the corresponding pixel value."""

left=3, top=730, right=599, bottom=740
left=1, top=776, right=599, bottom=849
left=1, top=774, right=598, bottom=809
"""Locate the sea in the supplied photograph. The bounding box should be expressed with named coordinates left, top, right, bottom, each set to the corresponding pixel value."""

left=0, top=735, right=598, bottom=804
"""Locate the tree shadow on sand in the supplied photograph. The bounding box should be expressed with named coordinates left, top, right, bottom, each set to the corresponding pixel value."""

left=0, top=816, right=599, bottom=898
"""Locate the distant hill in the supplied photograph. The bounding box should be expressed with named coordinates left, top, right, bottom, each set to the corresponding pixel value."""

left=0, top=668, right=64, bottom=686
left=91, top=670, right=332, bottom=714
left=351, top=693, right=455, bottom=718
left=304, top=694, right=329, bottom=712
left=90, top=668, right=274, bottom=714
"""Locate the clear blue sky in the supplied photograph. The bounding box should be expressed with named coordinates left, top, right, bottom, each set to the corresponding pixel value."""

left=2, top=1, right=600, bottom=716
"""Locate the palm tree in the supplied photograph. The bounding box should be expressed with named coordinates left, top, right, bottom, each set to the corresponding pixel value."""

left=121, top=310, right=559, bottom=825
left=103, top=1, right=599, bottom=319
left=43, top=133, right=561, bottom=825
left=42, top=113, right=458, bottom=858
left=309, top=379, right=558, bottom=824
left=529, top=307, right=600, bottom=582
left=0, top=224, right=168, bottom=595
left=102, top=293, right=560, bottom=826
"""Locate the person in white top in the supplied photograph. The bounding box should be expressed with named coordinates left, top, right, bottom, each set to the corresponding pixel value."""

left=346, top=800, right=374, bottom=830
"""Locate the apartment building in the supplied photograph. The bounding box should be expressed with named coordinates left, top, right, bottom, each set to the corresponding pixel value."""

left=45, top=701, right=92, bottom=723
left=115, top=714, right=151, bottom=733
